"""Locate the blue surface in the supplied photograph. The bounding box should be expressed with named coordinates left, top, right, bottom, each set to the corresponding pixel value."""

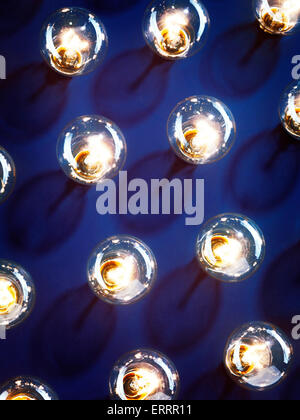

left=0, top=0, right=299, bottom=401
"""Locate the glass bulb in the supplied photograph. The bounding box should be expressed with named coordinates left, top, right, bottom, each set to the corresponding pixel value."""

left=109, top=349, right=179, bottom=400
left=143, top=0, right=210, bottom=60
left=253, top=0, right=300, bottom=35
left=279, top=81, right=300, bottom=140
left=57, top=115, right=127, bottom=185
left=0, top=377, right=58, bottom=400
left=196, top=214, right=265, bottom=282
left=40, top=7, right=108, bottom=76
left=0, top=147, right=16, bottom=204
left=0, top=260, right=35, bottom=330
left=87, top=236, right=157, bottom=305
left=167, top=96, right=236, bottom=164
left=224, top=322, right=293, bottom=391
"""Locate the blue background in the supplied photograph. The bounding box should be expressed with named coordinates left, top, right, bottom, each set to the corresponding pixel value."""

left=0, top=0, right=299, bottom=401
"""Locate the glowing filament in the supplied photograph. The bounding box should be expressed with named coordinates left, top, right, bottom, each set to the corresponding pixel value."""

left=158, top=12, right=190, bottom=56
left=8, top=394, right=36, bottom=401
left=0, top=278, right=18, bottom=315
left=182, top=119, right=221, bottom=159
left=123, top=368, right=160, bottom=400
left=260, top=0, right=300, bottom=33
left=101, top=256, right=137, bottom=292
left=52, top=29, right=89, bottom=72
left=229, top=342, right=272, bottom=376
left=205, top=235, right=243, bottom=268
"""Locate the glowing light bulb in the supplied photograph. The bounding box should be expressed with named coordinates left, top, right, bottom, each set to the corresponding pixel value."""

left=87, top=236, right=157, bottom=305
left=143, top=0, right=210, bottom=60
left=40, top=7, right=108, bottom=76
left=0, top=260, right=35, bottom=330
left=168, top=96, right=236, bottom=164
left=0, top=147, right=16, bottom=204
left=254, top=0, right=300, bottom=34
left=57, top=115, right=127, bottom=185
left=224, top=322, right=293, bottom=390
left=279, top=81, right=300, bottom=139
left=109, top=349, right=179, bottom=400
left=196, top=214, right=265, bottom=282
left=0, top=377, right=58, bottom=401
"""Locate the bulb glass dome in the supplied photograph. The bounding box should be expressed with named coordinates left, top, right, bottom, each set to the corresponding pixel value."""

left=196, top=214, right=265, bottom=282
left=0, top=377, right=58, bottom=400
left=0, top=147, right=16, bottom=204
left=143, top=0, right=210, bottom=60
left=40, top=7, right=108, bottom=76
left=279, top=81, right=300, bottom=139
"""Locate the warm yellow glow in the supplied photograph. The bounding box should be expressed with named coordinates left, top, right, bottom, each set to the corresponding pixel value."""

left=0, top=278, right=18, bottom=315
left=260, top=0, right=300, bottom=33
left=182, top=119, right=221, bottom=160
left=123, top=368, right=160, bottom=400
left=228, top=342, right=272, bottom=376
left=159, top=11, right=190, bottom=56
left=8, top=394, right=36, bottom=401
left=101, top=256, right=137, bottom=292
left=205, top=235, right=243, bottom=268
left=60, top=29, right=89, bottom=53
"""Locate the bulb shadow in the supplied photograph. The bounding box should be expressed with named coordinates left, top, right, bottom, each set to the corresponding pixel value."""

left=31, top=285, right=117, bottom=378
left=260, top=241, right=300, bottom=332
left=6, top=171, right=88, bottom=255
left=0, top=0, right=42, bottom=38
left=200, top=22, right=280, bottom=98
left=85, top=0, right=140, bottom=13
left=117, top=150, right=196, bottom=235
left=144, top=258, right=222, bottom=355
left=227, top=126, right=300, bottom=213
left=93, top=47, right=173, bottom=127
left=0, top=62, right=70, bottom=144
left=182, top=364, right=249, bottom=400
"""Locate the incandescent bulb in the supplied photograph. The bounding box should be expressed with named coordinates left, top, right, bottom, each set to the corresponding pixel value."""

left=196, top=214, right=265, bottom=282
left=143, top=0, right=210, bottom=60
left=87, top=236, right=157, bottom=305
left=40, top=7, right=108, bottom=76
left=254, top=0, right=300, bottom=34
left=0, top=147, right=16, bottom=204
left=0, top=377, right=58, bottom=400
left=109, top=349, right=179, bottom=400
left=224, top=322, right=293, bottom=390
left=279, top=81, right=300, bottom=139
left=57, top=115, right=127, bottom=185
left=167, top=96, right=236, bottom=164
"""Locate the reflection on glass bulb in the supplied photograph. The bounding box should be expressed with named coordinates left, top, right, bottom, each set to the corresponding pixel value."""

left=168, top=96, right=236, bottom=164
left=0, top=147, right=16, bottom=204
left=40, top=7, right=108, bottom=76
left=57, top=115, right=127, bottom=185
left=224, top=322, right=293, bottom=391
left=143, top=0, right=210, bottom=60
left=0, top=260, right=35, bottom=330
left=196, top=214, right=265, bottom=282
left=0, top=377, right=58, bottom=400
left=87, top=236, right=157, bottom=305
left=279, top=81, right=300, bottom=139
left=109, top=349, right=179, bottom=400
left=254, top=0, right=300, bottom=34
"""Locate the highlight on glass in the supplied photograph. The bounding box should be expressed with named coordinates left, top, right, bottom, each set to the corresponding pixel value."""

left=167, top=96, right=236, bottom=165
left=57, top=115, right=127, bottom=185
left=254, top=0, right=300, bottom=35
left=279, top=81, right=300, bottom=140
left=40, top=7, right=108, bottom=76
left=0, top=147, right=16, bottom=204
left=0, top=377, right=58, bottom=400
left=87, top=236, right=157, bottom=305
left=196, top=214, right=265, bottom=282
left=143, top=0, right=210, bottom=60
left=224, top=322, right=293, bottom=391
left=0, top=260, right=35, bottom=331
left=109, top=349, right=180, bottom=400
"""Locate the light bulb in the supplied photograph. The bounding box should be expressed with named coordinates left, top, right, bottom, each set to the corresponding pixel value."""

left=87, top=236, right=157, bottom=305
left=40, top=7, right=108, bottom=76
left=196, top=214, right=265, bottom=282
left=143, top=0, right=210, bottom=60
left=279, top=81, right=300, bottom=140
left=57, top=115, right=127, bottom=185
left=253, top=0, right=300, bottom=34
left=0, top=377, right=58, bottom=400
left=0, top=147, right=16, bottom=204
left=224, top=322, right=293, bottom=391
left=109, top=349, right=179, bottom=400
left=0, top=260, right=35, bottom=330
left=167, top=96, right=236, bottom=164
